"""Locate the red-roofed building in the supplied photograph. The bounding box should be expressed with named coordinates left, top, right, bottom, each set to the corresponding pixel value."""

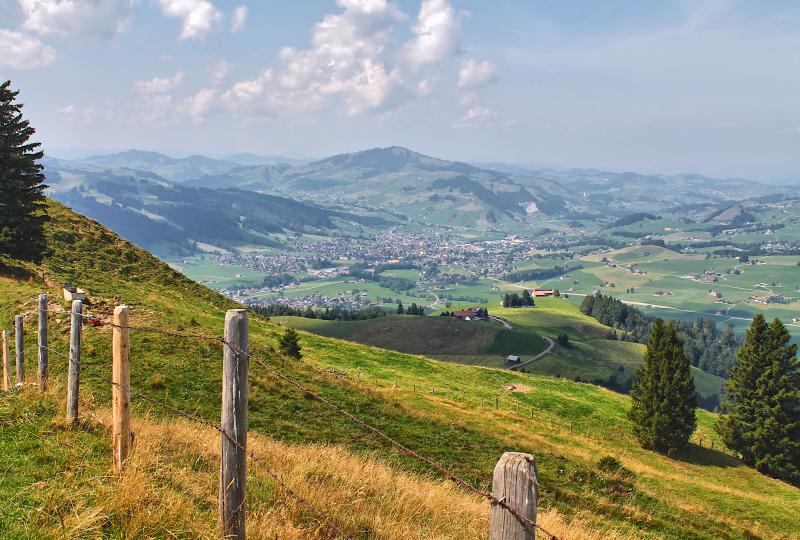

left=533, top=289, right=555, bottom=297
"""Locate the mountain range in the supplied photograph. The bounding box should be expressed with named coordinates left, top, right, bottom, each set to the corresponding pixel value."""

left=43, top=146, right=800, bottom=253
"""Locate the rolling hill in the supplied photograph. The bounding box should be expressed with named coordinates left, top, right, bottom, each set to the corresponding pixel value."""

left=1, top=201, right=798, bottom=538
left=42, top=160, right=394, bottom=253
left=79, top=149, right=242, bottom=182
left=277, top=300, right=725, bottom=408
left=185, top=146, right=571, bottom=226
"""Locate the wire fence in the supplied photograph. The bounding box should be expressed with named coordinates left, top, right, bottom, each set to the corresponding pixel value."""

left=5, top=300, right=578, bottom=538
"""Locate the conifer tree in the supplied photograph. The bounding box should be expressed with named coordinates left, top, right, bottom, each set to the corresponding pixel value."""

left=396, top=301, right=404, bottom=314
left=0, top=81, right=47, bottom=261
left=629, top=319, right=697, bottom=453
left=717, top=316, right=800, bottom=485
left=278, top=327, right=302, bottom=359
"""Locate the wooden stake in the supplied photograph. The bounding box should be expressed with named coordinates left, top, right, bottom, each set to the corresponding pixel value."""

left=2, top=330, right=10, bottom=391
left=15, top=315, right=24, bottom=384
left=220, top=309, right=248, bottom=540
left=66, top=300, right=82, bottom=426
left=495, top=396, right=499, bottom=410
left=38, top=294, right=48, bottom=392
left=489, top=452, right=537, bottom=540
left=112, top=306, right=132, bottom=474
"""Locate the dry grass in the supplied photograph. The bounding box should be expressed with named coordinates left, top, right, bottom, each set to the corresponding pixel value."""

left=43, top=405, right=639, bottom=539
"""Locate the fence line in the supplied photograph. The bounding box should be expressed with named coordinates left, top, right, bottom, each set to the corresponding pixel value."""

left=66, top=330, right=353, bottom=539
left=8, top=299, right=563, bottom=539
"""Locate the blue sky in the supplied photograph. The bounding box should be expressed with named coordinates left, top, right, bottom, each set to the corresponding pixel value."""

left=2, top=0, right=799, bottom=181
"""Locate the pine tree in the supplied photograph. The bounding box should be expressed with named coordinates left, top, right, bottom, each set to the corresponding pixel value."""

left=629, top=319, right=697, bottom=454
left=522, top=289, right=533, bottom=306
left=278, top=327, right=302, bottom=359
left=396, top=301, right=404, bottom=314
left=717, top=316, right=800, bottom=485
left=502, top=294, right=510, bottom=308
left=0, top=81, right=47, bottom=261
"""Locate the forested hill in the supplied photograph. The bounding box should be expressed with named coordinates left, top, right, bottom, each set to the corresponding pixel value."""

left=580, top=293, right=740, bottom=377
left=43, top=161, right=394, bottom=253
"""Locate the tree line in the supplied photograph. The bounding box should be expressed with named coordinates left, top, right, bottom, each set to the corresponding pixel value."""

left=580, top=293, right=740, bottom=377
left=502, top=290, right=535, bottom=307
left=503, top=264, right=583, bottom=283
left=250, top=304, right=387, bottom=321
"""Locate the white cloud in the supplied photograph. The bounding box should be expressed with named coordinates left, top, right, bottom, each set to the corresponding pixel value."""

left=458, top=58, right=496, bottom=88
left=463, top=106, right=496, bottom=122
left=222, top=0, right=408, bottom=116
left=18, top=0, right=135, bottom=39
left=184, top=87, right=216, bottom=121
left=208, top=60, right=233, bottom=83
left=406, top=0, right=460, bottom=69
left=132, top=71, right=184, bottom=94
left=156, top=0, right=222, bottom=40
left=231, top=5, right=247, bottom=33
left=0, top=28, right=56, bottom=69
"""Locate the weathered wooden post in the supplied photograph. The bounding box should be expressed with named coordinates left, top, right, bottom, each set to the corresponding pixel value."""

left=112, top=306, right=132, bottom=474
left=489, top=452, right=537, bottom=540
left=38, top=294, right=48, bottom=391
left=15, top=315, right=24, bottom=384
left=2, top=330, right=10, bottom=390
left=495, top=396, right=499, bottom=410
left=66, top=300, right=82, bottom=426
left=220, top=309, right=248, bottom=540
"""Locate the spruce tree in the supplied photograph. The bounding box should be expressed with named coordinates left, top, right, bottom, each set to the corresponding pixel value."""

left=629, top=319, right=697, bottom=453
left=0, top=80, right=47, bottom=261
left=717, top=316, right=800, bottom=485
left=278, top=327, right=302, bottom=359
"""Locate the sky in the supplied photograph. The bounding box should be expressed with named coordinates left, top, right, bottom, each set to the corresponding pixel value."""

left=2, top=0, right=799, bottom=182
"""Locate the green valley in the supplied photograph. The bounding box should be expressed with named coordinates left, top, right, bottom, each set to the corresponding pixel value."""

left=1, top=201, right=799, bottom=538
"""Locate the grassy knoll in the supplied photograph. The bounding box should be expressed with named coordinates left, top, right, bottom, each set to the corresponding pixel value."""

left=275, top=314, right=549, bottom=360
left=492, top=302, right=725, bottom=403
left=0, top=201, right=798, bottom=538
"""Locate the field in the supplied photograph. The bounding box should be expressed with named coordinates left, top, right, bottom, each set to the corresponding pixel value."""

left=275, top=314, right=549, bottom=366
left=1, top=201, right=799, bottom=538
left=564, top=249, right=800, bottom=341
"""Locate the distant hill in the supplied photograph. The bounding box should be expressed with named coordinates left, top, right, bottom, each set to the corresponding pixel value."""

left=188, top=146, right=570, bottom=226
left=43, top=160, right=394, bottom=253
left=78, top=149, right=242, bottom=182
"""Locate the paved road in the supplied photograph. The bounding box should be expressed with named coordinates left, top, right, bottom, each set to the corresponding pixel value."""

left=489, top=315, right=512, bottom=329
left=510, top=337, right=555, bottom=371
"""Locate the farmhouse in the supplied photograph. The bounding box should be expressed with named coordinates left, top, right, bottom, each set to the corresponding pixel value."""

left=452, top=307, right=490, bottom=321
left=506, top=355, right=521, bottom=364
left=533, top=289, right=555, bottom=297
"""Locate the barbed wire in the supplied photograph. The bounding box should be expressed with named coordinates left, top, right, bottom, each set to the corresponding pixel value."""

left=73, top=355, right=352, bottom=539
left=222, top=339, right=559, bottom=540
left=15, top=306, right=559, bottom=539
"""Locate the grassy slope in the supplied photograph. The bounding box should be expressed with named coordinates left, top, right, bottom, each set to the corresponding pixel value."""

left=493, top=302, right=725, bottom=399
left=0, top=201, right=798, bottom=539
left=275, top=314, right=548, bottom=363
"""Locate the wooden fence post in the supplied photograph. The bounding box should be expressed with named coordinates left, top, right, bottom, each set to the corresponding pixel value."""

left=489, top=452, right=537, bottom=540
left=2, top=330, right=10, bottom=390
left=38, top=294, right=48, bottom=392
left=220, top=309, right=248, bottom=540
left=66, top=300, right=82, bottom=426
left=495, top=396, right=499, bottom=410
left=15, top=315, right=24, bottom=384
left=112, top=306, right=132, bottom=474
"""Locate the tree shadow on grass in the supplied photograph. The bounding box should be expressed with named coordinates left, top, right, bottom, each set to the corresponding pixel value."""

left=674, top=443, right=743, bottom=468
